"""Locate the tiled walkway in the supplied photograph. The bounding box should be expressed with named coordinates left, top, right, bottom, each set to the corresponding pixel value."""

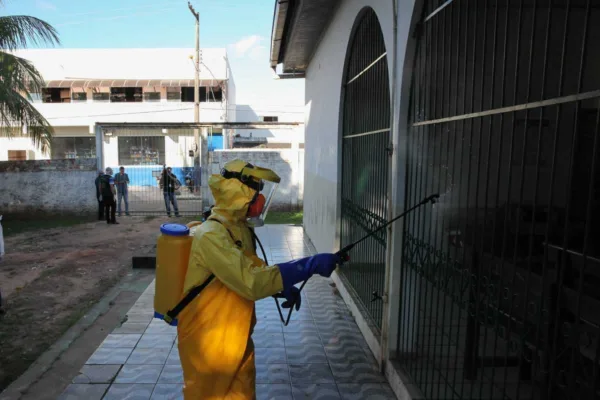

left=58, top=225, right=395, bottom=400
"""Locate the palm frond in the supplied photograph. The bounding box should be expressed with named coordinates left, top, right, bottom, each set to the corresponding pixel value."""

left=0, top=85, right=53, bottom=152
left=0, top=15, right=59, bottom=51
left=0, top=51, right=46, bottom=96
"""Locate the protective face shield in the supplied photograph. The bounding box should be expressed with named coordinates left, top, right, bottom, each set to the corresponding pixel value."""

left=220, top=160, right=280, bottom=228
left=246, top=179, right=278, bottom=228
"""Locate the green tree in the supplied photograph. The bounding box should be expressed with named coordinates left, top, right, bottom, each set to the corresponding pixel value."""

left=0, top=3, right=59, bottom=153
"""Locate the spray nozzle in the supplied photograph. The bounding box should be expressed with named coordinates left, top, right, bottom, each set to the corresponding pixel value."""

left=422, top=193, right=440, bottom=205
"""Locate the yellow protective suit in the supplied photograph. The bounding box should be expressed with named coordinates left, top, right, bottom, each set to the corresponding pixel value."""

left=177, top=169, right=284, bottom=399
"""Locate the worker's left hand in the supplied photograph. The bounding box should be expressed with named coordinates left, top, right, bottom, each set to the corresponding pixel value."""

left=280, top=286, right=302, bottom=311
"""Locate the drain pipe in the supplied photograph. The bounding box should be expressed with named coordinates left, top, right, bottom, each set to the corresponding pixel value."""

left=380, top=0, right=399, bottom=374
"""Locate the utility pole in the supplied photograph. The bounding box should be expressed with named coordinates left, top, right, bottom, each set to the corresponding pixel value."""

left=188, top=2, right=209, bottom=210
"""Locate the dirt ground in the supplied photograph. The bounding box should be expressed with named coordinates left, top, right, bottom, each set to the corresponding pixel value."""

left=0, top=215, right=184, bottom=391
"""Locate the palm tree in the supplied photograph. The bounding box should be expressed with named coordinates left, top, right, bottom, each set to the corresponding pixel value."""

left=0, top=3, right=59, bottom=153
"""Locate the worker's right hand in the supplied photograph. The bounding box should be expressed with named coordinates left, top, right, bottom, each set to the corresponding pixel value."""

left=308, top=253, right=342, bottom=277
left=277, top=253, right=342, bottom=290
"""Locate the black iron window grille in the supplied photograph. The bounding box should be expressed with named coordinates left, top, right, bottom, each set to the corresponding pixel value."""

left=398, top=0, right=600, bottom=399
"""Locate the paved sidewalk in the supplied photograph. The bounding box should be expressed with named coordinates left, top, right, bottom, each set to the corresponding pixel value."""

left=57, top=225, right=395, bottom=399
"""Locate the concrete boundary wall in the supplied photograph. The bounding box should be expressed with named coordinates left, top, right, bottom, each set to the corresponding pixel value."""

left=0, top=159, right=97, bottom=214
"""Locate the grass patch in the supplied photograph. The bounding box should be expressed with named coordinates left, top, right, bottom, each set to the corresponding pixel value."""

left=1, top=215, right=95, bottom=237
left=265, top=211, right=303, bottom=225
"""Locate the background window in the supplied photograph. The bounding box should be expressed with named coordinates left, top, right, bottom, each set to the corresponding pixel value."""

left=92, top=92, right=109, bottom=101
left=72, top=92, right=87, bottom=101
left=110, top=87, right=142, bottom=102
left=42, top=88, right=71, bottom=103
left=8, top=150, right=26, bottom=161
left=262, top=116, right=279, bottom=122
left=181, top=87, right=207, bottom=102
left=143, top=92, right=161, bottom=102
left=51, top=137, right=96, bottom=159
left=206, top=86, right=223, bottom=102
left=118, top=136, right=165, bottom=165
left=167, top=89, right=180, bottom=101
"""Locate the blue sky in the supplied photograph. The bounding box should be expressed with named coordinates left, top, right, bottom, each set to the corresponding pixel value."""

left=2, top=0, right=305, bottom=109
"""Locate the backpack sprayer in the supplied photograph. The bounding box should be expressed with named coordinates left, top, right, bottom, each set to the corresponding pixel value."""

left=272, top=193, right=440, bottom=326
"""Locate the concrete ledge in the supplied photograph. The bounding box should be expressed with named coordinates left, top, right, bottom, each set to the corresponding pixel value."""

left=330, top=270, right=382, bottom=366
left=385, top=360, right=424, bottom=400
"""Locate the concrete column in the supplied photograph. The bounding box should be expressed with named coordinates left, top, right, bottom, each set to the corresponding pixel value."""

left=94, top=124, right=104, bottom=171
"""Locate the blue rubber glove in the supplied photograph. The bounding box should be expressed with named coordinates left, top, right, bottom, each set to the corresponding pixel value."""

left=280, top=286, right=301, bottom=311
left=277, top=253, right=342, bottom=291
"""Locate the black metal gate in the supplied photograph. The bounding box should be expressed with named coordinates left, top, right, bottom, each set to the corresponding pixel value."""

left=340, top=8, right=391, bottom=329
left=102, top=126, right=204, bottom=216
left=398, top=0, right=600, bottom=399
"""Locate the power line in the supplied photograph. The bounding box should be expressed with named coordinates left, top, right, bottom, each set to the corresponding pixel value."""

left=43, top=105, right=305, bottom=120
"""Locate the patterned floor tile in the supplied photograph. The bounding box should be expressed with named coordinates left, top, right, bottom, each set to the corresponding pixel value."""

left=253, top=320, right=284, bottom=332
left=337, top=383, right=396, bottom=400
left=151, top=384, right=184, bottom=400
left=125, top=313, right=154, bottom=323
left=126, top=347, right=170, bottom=365
left=136, top=333, right=176, bottom=349
left=324, top=344, right=376, bottom=364
left=253, top=331, right=285, bottom=348
left=256, top=384, right=294, bottom=400
left=289, top=364, right=335, bottom=384
left=100, top=334, right=142, bottom=348
left=158, top=364, right=184, bottom=384
left=113, top=322, right=151, bottom=334
left=320, top=332, right=370, bottom=348
left=283, top=332, right=323, bottom=346
left=329, top=362, right=387, bottom=383
left=285, top=345, right=328, bottom=364
left=255, top=347, right=287, bottom=364
left=103, top=383, right=154, bottom=400
left=72, top=365, right=122, bottom=384
left=166, top=346, right=180, bottom=365
left=145, top=320, right=178, bottom=334
left=86, top=347, right=133, bottom=365
left=115, top=364, right=163, bottom=384
left=57, top=383, right=108, bottom=400
left=256, top=363, right=291, bottom=384
left=291, top=384, right=341, bottom=399
left=281, top=320, right=318, bottom=333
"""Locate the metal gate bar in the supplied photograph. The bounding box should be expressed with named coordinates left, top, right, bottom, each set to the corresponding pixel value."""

left=340, top=8, right=391, bottom=329
left=398, top=0, right=600, bottom=399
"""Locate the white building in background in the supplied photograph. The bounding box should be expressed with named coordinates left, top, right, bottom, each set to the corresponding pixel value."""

left=232, top=104, right=304, bottom=149
left=1, top=48, right=234, bottom=164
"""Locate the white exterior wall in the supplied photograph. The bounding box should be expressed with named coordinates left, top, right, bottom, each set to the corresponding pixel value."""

left=302, top=0, right=422, bottom=369
left=303, top=0, right=395, bottom=253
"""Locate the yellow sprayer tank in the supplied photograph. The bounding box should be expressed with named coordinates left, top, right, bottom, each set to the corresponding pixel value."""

left=154, top=222, right=195, bottom=326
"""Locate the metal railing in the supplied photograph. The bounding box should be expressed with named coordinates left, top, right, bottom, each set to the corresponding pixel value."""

left=397, top=0, right=600, bottom=399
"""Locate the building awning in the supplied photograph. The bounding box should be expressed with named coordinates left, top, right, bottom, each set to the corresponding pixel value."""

left=270, top=0, right=340, bottom=75
left=44, top=79, right=223, bottom=88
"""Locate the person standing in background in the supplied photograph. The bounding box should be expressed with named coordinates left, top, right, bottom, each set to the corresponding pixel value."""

left=114, top=166, right=130, bottom=217
left=100, top=167, right=118, bottom=225
left=94, top=170, right=104, bottom=221
left=159, top=166, right=181, bottom=217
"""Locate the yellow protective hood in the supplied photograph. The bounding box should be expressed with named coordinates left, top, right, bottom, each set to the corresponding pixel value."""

left=208, top=174, right=256, bottom=223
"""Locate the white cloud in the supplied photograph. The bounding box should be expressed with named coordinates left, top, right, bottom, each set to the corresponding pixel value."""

left=229, top=35, right=265, bottom=58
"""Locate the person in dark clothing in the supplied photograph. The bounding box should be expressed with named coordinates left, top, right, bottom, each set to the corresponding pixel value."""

left=159, top=166, right=180, bottom=217
left=95, top=170, right=104, bottom=220
left=99, top=167, right=118, bottom=224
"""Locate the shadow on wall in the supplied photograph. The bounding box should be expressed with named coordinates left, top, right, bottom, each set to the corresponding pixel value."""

left=210, top=150, right=303, bottom=212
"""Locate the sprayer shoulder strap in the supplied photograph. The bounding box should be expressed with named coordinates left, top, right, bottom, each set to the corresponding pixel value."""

left=165, top=219, right=239, bottom=323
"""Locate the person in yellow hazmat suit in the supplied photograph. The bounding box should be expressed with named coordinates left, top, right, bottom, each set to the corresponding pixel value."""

left=177, top=159, right=341, bottom=399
